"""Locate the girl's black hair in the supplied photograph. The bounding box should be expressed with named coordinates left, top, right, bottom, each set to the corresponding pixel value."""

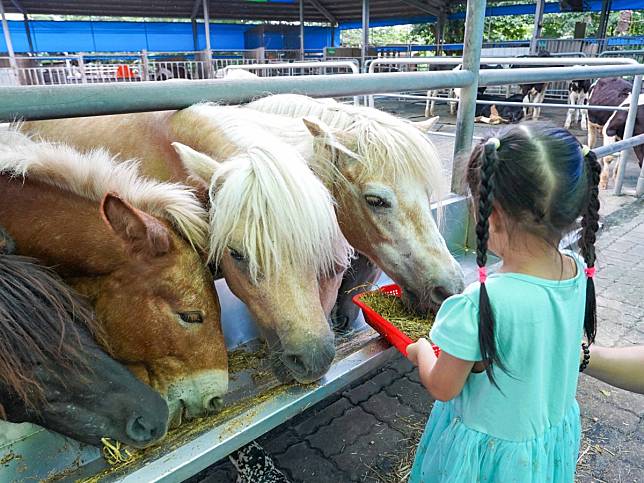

left=467, top=124, right=600, bottom=386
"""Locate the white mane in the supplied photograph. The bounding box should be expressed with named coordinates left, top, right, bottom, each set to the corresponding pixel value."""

left=247, top=94, right=447, bottom=199
left=0, top=129, right=209, bottom=251
left=180, top=104, right=353, bottom=282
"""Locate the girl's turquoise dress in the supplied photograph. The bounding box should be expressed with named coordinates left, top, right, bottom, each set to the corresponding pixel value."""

left=410, top=253, right=585, bottom=483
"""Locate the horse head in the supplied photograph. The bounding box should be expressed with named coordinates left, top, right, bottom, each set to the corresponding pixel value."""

left=301, top=113, right=465, bottom=314
left=0, top=247, right=168, bottom=448
left=0, top=134, right=228, bottom=427
left=172, top=140, right=353, bottom=384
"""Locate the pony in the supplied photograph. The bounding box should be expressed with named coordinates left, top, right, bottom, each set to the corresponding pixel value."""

left=0, top=226, right=169, bottom=447
left=20, top=112, right=354, bottom=384
left=0, top=130, right=228, bottom=427
left=243, top=94, right=465, bottom=322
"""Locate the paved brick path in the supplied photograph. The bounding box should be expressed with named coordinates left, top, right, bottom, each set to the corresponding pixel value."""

left=193, top=200, right=644, bottom=483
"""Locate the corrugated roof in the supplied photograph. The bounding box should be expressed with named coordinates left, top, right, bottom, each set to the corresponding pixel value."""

left=4, top=0, right=462, bottom=23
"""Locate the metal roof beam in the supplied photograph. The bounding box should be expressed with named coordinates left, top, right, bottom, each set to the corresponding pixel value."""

left=10, top=0, right=25, bottom=14
left=191, top=0, right=201, bottom=19
left=396, top=0, right=439, bottom=16
left=307, top=0, right=337, bottom=25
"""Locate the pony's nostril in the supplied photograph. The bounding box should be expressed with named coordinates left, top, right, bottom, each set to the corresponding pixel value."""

left=204, top=396, right=224, bottom=413
left=126, top=415, right=156, bottom=443
left=284, top=354, right=307, bottom=375
left=430, top=286, right=452, bottom=304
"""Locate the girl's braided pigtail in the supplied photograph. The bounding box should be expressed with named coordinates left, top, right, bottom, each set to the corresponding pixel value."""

left=476, top=138, right=505, bottom=387
left=579, top=148, right=601, bottom=344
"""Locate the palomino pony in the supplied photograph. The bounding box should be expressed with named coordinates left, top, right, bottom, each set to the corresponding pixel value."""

left=244, top=94, right=464, bottom=320
left=0, top=226, right=169, bottom=447
left=21, top=114, right=353, bottom=384
left=0, top=131, right=227, bottom=427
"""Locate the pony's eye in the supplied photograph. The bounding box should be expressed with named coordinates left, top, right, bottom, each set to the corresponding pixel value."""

left=365, top=195, right=391, bottom=208
left=178, top=311, right=203, bottom=324
left=228, top=247, right=246, bottom=262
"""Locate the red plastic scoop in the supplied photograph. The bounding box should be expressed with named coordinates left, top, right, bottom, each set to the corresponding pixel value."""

left=353, top=283, right=440, bottom=358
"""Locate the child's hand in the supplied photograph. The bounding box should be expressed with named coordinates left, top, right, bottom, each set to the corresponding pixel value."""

left=407, top=338, right=433, bottom=366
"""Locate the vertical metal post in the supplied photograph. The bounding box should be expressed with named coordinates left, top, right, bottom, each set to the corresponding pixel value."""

left=361, top=0, right=369, bottom=72
left=22, top=12, right=33, bottom=53
left=203, top=0, right=213, bottom=78
left=529, top=0, right=545, bottom=54
left=615, top=74, right=642, bottom=195
left=436, top=11, right=446, bottom=56
left=598, top=0, right=612, bottom=51
left=452, top=0, right=486, bottom=194
left=141, top=49, right=149, bottom=81
left=299, top=0, right=305, bottom=60
left=0, top=0, right=19, bottom=84
left=191, top=17, right=199, bottom=51
left=77, top=53, right=87, bottom=84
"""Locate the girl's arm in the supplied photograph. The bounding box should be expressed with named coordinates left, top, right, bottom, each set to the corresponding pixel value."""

left=407, top=338, right=474, bottom=402
left=584, top=345, right=644, bottom=395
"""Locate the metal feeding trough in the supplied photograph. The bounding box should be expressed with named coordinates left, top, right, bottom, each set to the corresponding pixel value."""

left=0, top=195, right=474, bottom=482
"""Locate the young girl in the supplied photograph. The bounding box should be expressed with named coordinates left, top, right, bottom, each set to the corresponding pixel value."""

left=407, top=124, right=600, bottom=482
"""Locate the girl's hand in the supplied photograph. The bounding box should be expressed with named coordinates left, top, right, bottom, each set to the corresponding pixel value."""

left=407, top=338, right=433, bottom=366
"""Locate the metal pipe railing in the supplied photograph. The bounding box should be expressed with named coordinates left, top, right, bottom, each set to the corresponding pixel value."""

left=615, top=75, right=644, bottom=196
left=0, top=69, right=475, bottom=121
left=224, top=61, right=359, bottom=73
left=479, top=64, right=644, bottom=85
left=386, top=93, right=630, bottom=112
left=366, top=56, right=639, bottom=72
left=593, top=134, right=644, bottom=159
left=451, top=0, right=487, bottom=194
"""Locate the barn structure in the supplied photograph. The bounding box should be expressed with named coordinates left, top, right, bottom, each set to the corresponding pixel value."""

left=1, top=0, right=644, bottom=481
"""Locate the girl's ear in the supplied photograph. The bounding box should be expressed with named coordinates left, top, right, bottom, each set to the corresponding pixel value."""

left=489, top=205, right=501, bottom=233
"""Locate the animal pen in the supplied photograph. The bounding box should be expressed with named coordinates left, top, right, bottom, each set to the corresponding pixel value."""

left=2, top=0, right=644, bottom=481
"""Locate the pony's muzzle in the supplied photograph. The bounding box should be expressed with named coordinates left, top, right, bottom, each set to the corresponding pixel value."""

left=280, top=336, right=335, bottom=384
left=125, top=414, right=167, bottom=447
left=430, top=286, right=454, bottom=305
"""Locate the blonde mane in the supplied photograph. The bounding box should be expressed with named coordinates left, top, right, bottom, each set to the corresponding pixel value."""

left=247, top=94, right=447, bottom=200
left=182, top=105, right=353, bottom=282
left=0, top=129, right=209, bottom=251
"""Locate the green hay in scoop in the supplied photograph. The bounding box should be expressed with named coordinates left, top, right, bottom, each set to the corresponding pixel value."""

left=361, top=291, right=434, bottom=341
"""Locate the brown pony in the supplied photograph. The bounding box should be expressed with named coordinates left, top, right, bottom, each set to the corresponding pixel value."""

left=0, top=226, right=169, bottom=447
left=0, top=131, right=228, bottom=427
left=20, top=110, right=353, bottom=384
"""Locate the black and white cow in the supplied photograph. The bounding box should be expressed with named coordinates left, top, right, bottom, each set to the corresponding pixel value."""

left=514, top=51, right=552, bottom=121
left=425, top=63, right=502, bottom=118
left=425, top=64, right=460, bottom=117
left=564, top=79, right=592, bottom=130
left=475, top=94, right=525, bottom=124
left=587, top=77, right=644, bottom=188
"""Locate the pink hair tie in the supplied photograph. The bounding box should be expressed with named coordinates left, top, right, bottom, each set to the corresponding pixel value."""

left=584, top=267, right=596, bottom=278
left=478, top=266, right=488, bottom=284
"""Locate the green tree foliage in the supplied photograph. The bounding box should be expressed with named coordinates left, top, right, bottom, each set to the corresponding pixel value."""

left=340, top=25, right=415, bottom=46
left=345, top=9, right=644, bottom=47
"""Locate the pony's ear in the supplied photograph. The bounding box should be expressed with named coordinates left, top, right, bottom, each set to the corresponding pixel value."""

left=414, top=116, right=440, bottom=133
left=172, top=142, right=221, bottom=183
left=302, top=117, right=357, bottom=160
left=101, top=193, right=171, bottom=257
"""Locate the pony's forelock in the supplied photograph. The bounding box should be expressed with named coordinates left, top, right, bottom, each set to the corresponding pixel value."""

left=208, top=143, right=353, bottom=282
left=0, top=129, right=209, bottom=251
left=248, top=94, right=447, bottom=201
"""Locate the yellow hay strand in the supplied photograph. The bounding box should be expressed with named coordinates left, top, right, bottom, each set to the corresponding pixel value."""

left=360, top=291, right=435, bottom=341
left=100, top=438, right=133, bottom=466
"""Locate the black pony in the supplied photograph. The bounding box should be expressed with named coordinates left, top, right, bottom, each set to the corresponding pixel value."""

left=0, top=225, right=169, bottom=448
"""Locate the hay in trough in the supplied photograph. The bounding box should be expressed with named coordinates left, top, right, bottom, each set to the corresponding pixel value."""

left=360, top=291, right=435, bottom=341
